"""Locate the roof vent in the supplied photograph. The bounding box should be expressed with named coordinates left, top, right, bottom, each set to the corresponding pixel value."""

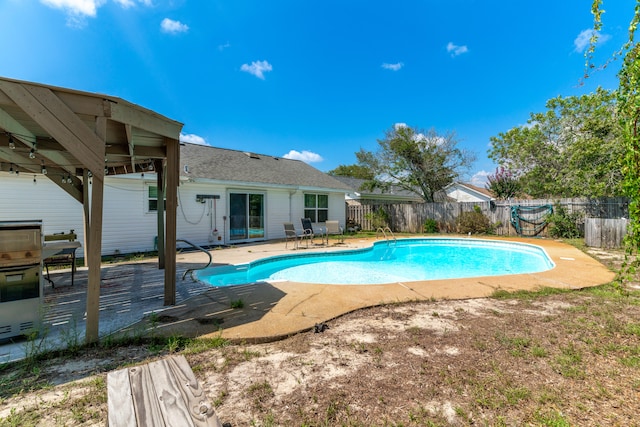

left=243, top=152, right=260, bottom=159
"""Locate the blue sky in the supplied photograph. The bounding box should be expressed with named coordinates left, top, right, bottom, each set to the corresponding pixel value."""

left=0, top=1, right=633, bottom=185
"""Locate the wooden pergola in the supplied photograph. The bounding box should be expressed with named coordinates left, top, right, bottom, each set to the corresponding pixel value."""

left=0, top=76, right=182, bottom=343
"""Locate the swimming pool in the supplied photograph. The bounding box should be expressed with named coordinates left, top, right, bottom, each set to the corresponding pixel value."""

left=196, top=238, right=555, bottom=287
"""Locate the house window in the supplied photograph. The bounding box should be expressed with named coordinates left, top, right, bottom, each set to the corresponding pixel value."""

left=304, top=193, right=328, bottom=223
left=147, top=186, right=166, bottom=212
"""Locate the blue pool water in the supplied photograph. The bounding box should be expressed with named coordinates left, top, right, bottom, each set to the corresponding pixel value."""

left=196, top=238, right=555, bottom=287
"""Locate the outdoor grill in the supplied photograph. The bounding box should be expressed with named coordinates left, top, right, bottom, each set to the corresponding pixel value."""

left=0, top=220, right=43, bottom=340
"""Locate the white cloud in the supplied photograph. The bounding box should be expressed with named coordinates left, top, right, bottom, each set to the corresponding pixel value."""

left=41, top=0, right=152, bottom=27
left=241, top=60, right=273, bottom=79
left=40, top=0, right=102, bottom=17
left=394, top=123, right=408, bottom=130
left=218, top=41, right=231, bottom=51
left=446, top=42, right=469, bottom=57
left=574, top=29, right=610, bottom=53
left=161, top=18, right=189, bottom=34
left=282, top=150, right=323, bottom=163
left=180, top=133, right=208, bottom=145
left=382, top=62, right=404, bottom=71
left=470, top=170, right=491, bottom=187
left=113, top=0, right=135, bottom=7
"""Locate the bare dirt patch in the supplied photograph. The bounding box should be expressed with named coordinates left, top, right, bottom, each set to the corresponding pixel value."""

left=1, top=248, right=640, bottom=426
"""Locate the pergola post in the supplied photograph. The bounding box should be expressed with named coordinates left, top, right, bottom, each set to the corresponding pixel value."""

left=85, top=117, right=106, bottom=343
left=157, top=161, right=165, bottom=270
left=85, top=174, right=104, bottom=343
left=164, top=138, right=179, bottom=306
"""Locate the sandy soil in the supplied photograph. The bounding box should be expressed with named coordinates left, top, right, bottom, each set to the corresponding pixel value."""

left=1, top=247, right=639, bottom=426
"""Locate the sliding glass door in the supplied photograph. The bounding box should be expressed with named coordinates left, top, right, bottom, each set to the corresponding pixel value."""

left=229, top=193, right=265, bottom=241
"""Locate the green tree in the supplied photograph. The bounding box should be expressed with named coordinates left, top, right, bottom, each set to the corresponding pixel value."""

left=356, top=124, right=476, bottom=202
left=327, top=164, right=374, bottom=180
left=488, top=88, right=623, bottom=198
left=590, top=0, right=640, bottom=281
left=486, top=166, right=520, bottom=200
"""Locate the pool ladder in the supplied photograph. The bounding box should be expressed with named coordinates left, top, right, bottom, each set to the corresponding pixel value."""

left=376, top=227, right=397, bottom=245
left=177, top=239, right=213, bottom=281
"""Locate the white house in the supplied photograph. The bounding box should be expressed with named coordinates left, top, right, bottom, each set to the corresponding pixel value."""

left=0, top=143, right=351, bottom=257
left=444, top=182, right=495, bottom=202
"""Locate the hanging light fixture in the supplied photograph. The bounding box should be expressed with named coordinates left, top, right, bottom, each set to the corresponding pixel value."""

left=29, top=142, right=37, bottom=159
left=9, top=164, right=14, bottom=174
left=33, top=175, right=37, bottom=185
left=41, top=160, right=47, bottom=175
left=8, top=134, right=15, bottom=150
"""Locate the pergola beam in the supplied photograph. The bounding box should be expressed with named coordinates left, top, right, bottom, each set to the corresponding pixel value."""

left=0, top=81, right=105, bottom=177
left=105, top=101, right=183, bottom=140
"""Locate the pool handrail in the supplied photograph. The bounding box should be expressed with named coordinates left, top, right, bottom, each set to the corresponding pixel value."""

left=376, top=226, right=396, bottom=244
left=177, top=238, right=213, bottom=281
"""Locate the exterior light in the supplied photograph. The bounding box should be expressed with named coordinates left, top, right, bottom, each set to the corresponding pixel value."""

left=29, top=142, right=37, bottom=159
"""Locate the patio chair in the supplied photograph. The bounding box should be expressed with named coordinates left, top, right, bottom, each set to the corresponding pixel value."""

left=300, top=218, right=324, bottom=246
left=283, top=222, right=302, bottom=249
left=325, top=220, right=344, bottom=244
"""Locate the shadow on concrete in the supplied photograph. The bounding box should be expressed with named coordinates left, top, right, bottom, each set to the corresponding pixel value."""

left=116, top=281, right=287, bottom=340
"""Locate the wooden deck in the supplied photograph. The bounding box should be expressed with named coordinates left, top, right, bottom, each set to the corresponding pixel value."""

left=107, top=354, right=223, bottom=427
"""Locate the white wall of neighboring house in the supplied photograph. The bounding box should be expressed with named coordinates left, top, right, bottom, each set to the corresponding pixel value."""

left=0, top=173, right=347, bottom=257
left=445, top=185, right=492, bottom=203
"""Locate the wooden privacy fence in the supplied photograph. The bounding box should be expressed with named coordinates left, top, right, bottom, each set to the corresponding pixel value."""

left=584, top=218, right=628, bottom=248
left=346, top=197, right=629, bottom=246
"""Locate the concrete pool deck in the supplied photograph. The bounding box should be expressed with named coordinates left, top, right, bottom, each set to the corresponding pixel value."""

left=131, top=236, right=616, bottom=343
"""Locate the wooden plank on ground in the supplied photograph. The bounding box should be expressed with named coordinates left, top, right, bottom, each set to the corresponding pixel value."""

left=166, top=355, right=223, bottom=427
left=107, top=369, right=136, bottom=427
left=129, top=363, right=166, bottom=426
left=147, top=358, right=196, bottom=427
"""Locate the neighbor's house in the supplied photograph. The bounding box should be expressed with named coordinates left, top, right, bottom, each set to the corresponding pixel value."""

left=0, top=143, right=351, bottom=257
left=444, top=182, right=495, bottom=203
left=331, top=176, right=423, bottom=205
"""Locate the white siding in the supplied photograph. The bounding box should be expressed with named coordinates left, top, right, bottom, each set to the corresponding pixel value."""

left=265, top=189, right=294, bottom=239
left=102, top=177, right=158, bottom=255
left=0, top=172, right=84, bottom=237
left=0, top=173, right=348, bottom=256
left=176, top=182, right=226, bottom=247
left=0, top=173, right=155, bottom=257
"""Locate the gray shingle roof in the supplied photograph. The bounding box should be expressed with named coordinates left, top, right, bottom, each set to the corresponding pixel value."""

left=180, top=143, right=351, bottom=191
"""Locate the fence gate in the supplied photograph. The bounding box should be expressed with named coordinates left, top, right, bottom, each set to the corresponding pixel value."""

left=584, top=218, right=628, bottom=248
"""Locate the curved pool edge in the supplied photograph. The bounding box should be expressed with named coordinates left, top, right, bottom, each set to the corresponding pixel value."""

left=151, top=237, right=616, bottom=344
left=196, top=237, right=557, bottom=286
